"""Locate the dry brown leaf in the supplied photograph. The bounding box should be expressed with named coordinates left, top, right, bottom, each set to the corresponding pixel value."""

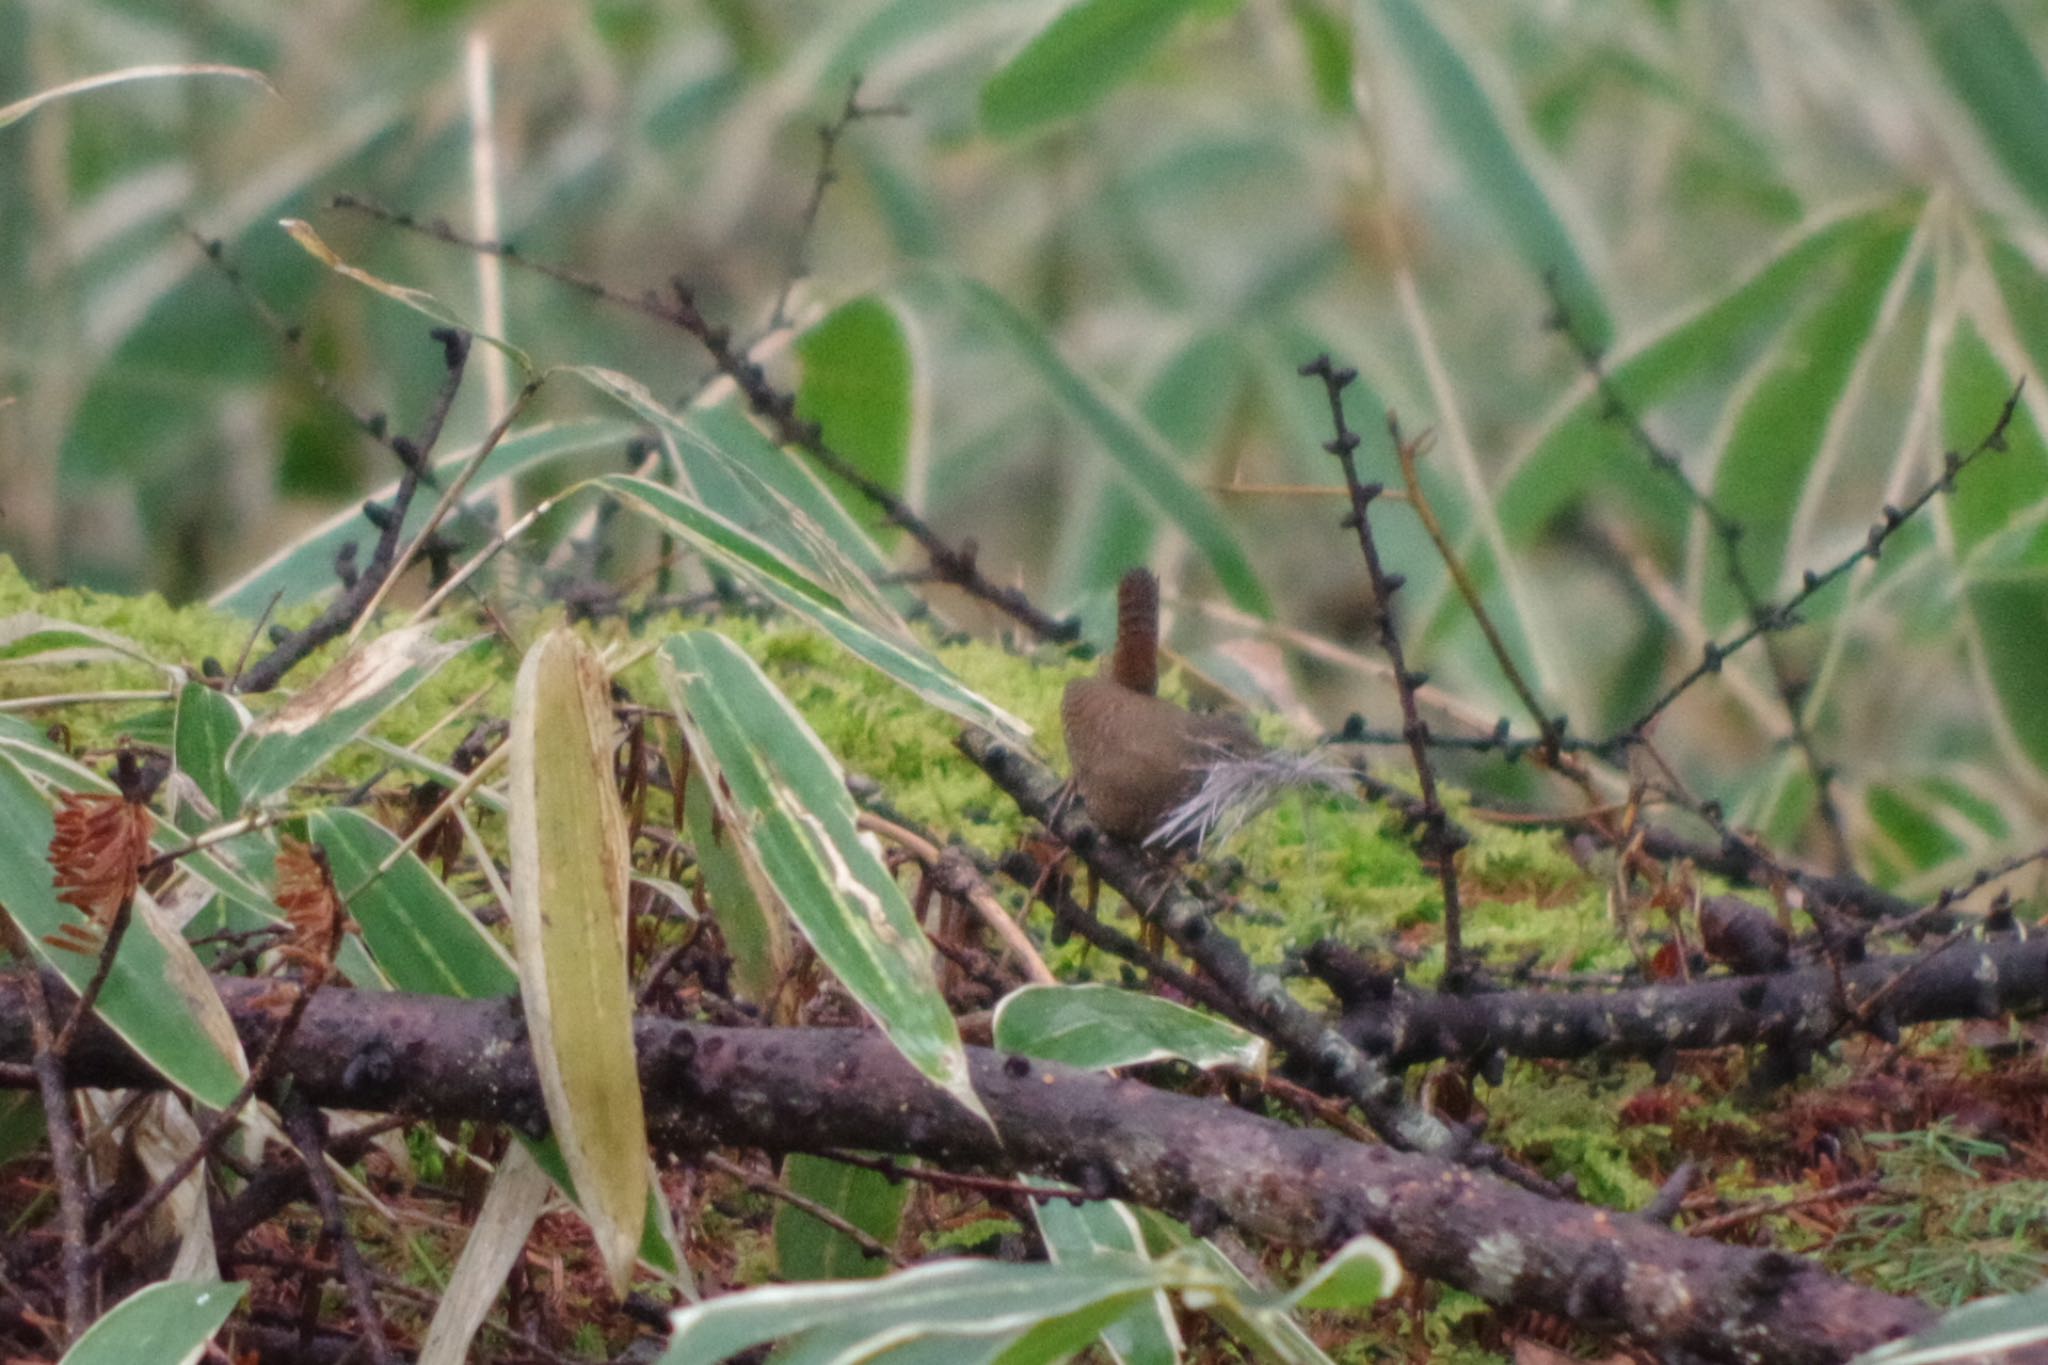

left=45, top=790, right=153, bottom=951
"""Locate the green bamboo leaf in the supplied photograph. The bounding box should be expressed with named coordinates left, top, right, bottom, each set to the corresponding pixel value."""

left=310, top=808, right=516, bottom=998
left=1940, top=326, right=2048, bottom=779
left=1908, top=1, right=2048, bottom=218
left=658, top=630, right=986, bottom=1123
left=595, top=473, right=1030, bottom=745
left=659, top=1256, right=1174, bottom=1365
left=993, top=984, right=1267, bottom=1072
left=0, top=615, right=168, bottom=670
left=279, top=218, right=533, bottom=374
left=680, top=764, right=794, bottom=1008
left=564, top=367, right=902, bottom=620
left=1961, top=575, right=2048, bottom=777
left=0, top=754, right=246, bottom=1109
left=1702, top=222, right=1914, bottom=623
left=798, top=296, right=915, bottom=545
left=1497, top=205, right=1909, bottom=544
left=1291, top=0, right=1355, bottom=114
left=1034, top=1194, right=1181, bottom=1365
left=981, top=0, right=1204, bottom=137
left=227, top=624, right=481, bottom=805
left=1060, top=331, right=1244, bottom=608
left=1284, top=1235, right=1402, bottom=1311
left=775, top=1154, right=907, bottom=1281
left=910, top=273, right=1269, bottom=616
left=1372, top=0, right=1610, bottom=349
left=173, top=679, right=248, bottom=819
left=211, top=419, right=645, bottom=616
left=56, top=1279, right=245, bottom=1365
left=1137, top=1211, right=1334, bottom=1365
left=1942, top=319, right=2048, bottom=571
left=507, top=628, right=650, bottom=1296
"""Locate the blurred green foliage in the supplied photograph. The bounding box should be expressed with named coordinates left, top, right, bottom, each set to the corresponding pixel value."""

left=5, top=0, right=2048, bottom=890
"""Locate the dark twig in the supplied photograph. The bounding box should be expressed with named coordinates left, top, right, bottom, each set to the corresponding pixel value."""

left=327, top=194, right=1080, bottom=645
left=282, top=1096, right=395, bottom=1365
left=14, top=958, right=90, bottom=1337
left=1603, top=377, right=2024, bottom=746
left=1299, top=359, right=1471, bottom=984
left=48, top=895, right=133, bottom=1061
left=703, top=1152, right=907, bottom=1268
left=1544, top=274, right=1854, bottom=871
left=234, top=327, right=472, bottom=694
left=815, top=1150, right=1085, bottom=1205
left=762, top=77, right=908, bottom=337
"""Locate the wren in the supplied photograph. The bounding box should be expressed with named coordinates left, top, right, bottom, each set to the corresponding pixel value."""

left=1060, top=568, right=1259, bottom=847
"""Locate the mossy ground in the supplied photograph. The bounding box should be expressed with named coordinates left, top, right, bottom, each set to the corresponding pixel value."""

left=2, top=557, right=2039, bottom=1360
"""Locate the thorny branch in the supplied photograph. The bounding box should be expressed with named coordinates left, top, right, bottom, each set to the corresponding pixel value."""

left=1300, top=358, right=1472, bottom=983
left=1543, top=271, right=1857, bottom=872
left=325, top=195, right=1081, bottom=647
left=233, top=325, right=472, bottom=694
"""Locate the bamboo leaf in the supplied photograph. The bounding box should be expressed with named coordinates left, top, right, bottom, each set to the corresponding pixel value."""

left=993, top=984, right=1267, bottom=1072
left=797, top=296, right=915, bottom=545
left=310, top=808, right=517, bottom=999
left=1372, top=0, right=1610, bottom=348
left=658, top=630, right=986, bottom=1124
left=507, top=629, right=649, bottom=1296
left=594, top=473, right=1030, bottom=745
left=211, top=419, right=644, bottom=616
left=981, top=0, right=1204, bottom=137
left=172, top=679, right=248, bottom=819
left=278, top=219, right=533, bottom=373
left=909, top=273, right=1269, bottom=617
left=775, top=1154, right=906, bottom=1281
left=56, top=1279, right=245, bottom=1365
left=227, top=624, right=480, bottom=805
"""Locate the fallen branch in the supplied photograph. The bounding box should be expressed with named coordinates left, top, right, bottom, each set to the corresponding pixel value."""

left=0, top=972, right=1933, bottom=1364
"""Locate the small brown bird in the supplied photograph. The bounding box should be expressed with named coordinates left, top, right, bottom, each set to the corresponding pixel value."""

left=1060, top=568, right=1260, bottom=847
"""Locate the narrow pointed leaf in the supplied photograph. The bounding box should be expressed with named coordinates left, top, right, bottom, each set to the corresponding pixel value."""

left=981, top=0, right=1203, bottom=136
left=173, top=679, right=248, bottom=819
left=1704, top=223, right=1913, bottom=622
left=993, top=984, right=1267, bottom=1072
left=658, top=630, right=985, bottom=1123
left=417, top=1142, right=554, bottom=1365
left=1035, top=1192, right=1182, bottom=1365
left=907, top=274, right=1269, bottom=617
left=310, top=808, right=517, bottom=998
left=56, top=1279, right=245, bottom=1365
left=595, top=473, right=1029, bottom=745
left=1373, top=0, right=1609, bottom=348
left=279, top=219, right=532, bottom=373
left=797, top=296, right=915, bottom=544
left=508, top=629, right=649, bottom=1295
left=0, top=65, right=272, bottom=129
left=228, top=624, right=480, bottom=805
left=660, top=1257, right=1173, bottom=1365
left=775, top=1153, right=907, bottom=1281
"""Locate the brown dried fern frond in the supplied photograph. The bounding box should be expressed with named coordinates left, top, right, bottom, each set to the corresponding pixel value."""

left=46, top=791, right=154, bottom=953
left=272, top=835, right=354, bottom=988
